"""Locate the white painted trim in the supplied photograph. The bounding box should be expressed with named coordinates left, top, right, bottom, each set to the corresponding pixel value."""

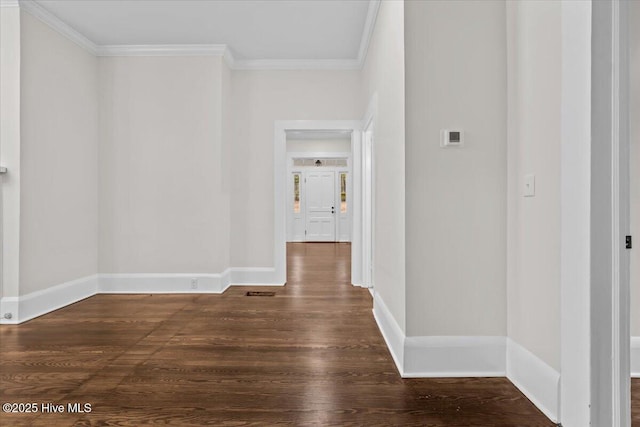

left=631, top=337, right=640, bottom=378
left=404, top=336, right=506, bottom=378
left=351, top=129, right=363, bottom=286
left=0, top=297, right=18, bottom=322
left=275, top=120, right=362, bottom=287
left=359, top=93, right=377, bottom=290
left=590, top=1, right=631, bottom=425
left=372, top=291, right=405, bottom=375
left=0, top=0, right=19, bottom=8
left=0, top=275, right=98, bottom=324
left=373, top=292, right=507, bottom=378
left=15, top=0, right=380, bottom=70
left=0, top=276, right=367, bottom=328
left=228, top=268, right=281, bottom=285
left=99, top=269, right=282, bottom=294
left=222, top=46, right=236, bottom=69
left=611, top=2, right=624, bottom=424
left=232, top=58, right=361, bottom=71
left=507, top=338, right=560, bottom=423
left=559, top=1, right=592, bottom=426
left=18, top=0, right=98, bottom=54
left=99, top=273, right=228, bottom=294
left=96, top=44, right=227, bottom=57
left=287, top=151, right=352, bottom=160
left=0, top=268, right=286, bottom=324
left=613, top=2, right=631, bottom=426
left=356, top=0, right=380, bottom=68
left=286, top=151, right=353, bottom=244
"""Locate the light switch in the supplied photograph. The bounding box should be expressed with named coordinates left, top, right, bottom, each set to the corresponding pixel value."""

left=524, top=174, right=535, bottom=197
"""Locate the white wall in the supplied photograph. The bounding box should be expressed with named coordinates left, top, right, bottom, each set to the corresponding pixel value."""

left=404, top=0, right=507, bottom=337
left=19, top=11, right=98, bottom=294
left=630, top=0, right=640, bottom=338
left=286, top=138, right=351, bottom=153
left=507, top=0, right=561, bottom=372
left=361, top=0, right=406, bottom=332
left=0, top=5, right=21, bottom=301
left=99, top=56, right=229, bottom=273
left=230, top=70, right=361, bottom=268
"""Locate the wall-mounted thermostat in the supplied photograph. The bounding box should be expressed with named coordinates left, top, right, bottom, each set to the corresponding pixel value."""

left=440, top=129, right=464, bottom=148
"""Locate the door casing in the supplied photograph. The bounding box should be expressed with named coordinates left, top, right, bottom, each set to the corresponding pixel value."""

left=274, top=120, right=363, bottom=286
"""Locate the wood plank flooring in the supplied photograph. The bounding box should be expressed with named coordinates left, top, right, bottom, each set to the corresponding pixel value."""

left=0, top=242, right=574, bottom=425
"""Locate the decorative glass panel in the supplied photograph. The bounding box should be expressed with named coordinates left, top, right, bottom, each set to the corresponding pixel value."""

left=340, top=173, right=347, bottom=213
left=293, top=174, right=300, bottom=213
left=292, top=158, right=348, bottom=167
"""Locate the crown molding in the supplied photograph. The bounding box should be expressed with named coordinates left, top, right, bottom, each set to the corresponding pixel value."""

left=232, top=58, right=361, bottom=71
left=356, top=0, right=381, bottom=68
left=223, top=46, right=236, bottom=69
left=19, top=0, right=97, bottom=54
left=15, top=0, right=379, bottom=70
left=0, top=0, right=20, bottom=8
left=96, top=44, right=227, bottom=57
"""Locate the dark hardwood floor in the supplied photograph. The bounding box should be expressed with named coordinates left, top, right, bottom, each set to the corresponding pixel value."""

left=0, top=242, right=570, bottom=425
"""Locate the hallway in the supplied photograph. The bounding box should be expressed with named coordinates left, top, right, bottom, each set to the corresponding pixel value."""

left=0, top=243, right=554, bottom=426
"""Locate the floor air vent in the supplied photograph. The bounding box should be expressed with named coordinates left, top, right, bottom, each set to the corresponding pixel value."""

left=246, top=291, right=276, bottom=297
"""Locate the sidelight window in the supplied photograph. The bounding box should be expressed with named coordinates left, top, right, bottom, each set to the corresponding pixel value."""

left=340, top=173, right=347, bottom=213
left=293, top=173, right=300, bottom=213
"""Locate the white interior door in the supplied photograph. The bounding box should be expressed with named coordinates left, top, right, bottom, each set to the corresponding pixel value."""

left=305, top=171, right=335, bottom=241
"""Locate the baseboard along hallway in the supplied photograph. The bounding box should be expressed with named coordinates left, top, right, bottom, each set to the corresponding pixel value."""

left=0, top=243, right=557, bottom=426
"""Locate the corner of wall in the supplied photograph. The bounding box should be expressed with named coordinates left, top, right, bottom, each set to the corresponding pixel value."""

left=0, top=275, right=98, bottom=324
left=506, top=338, right=559, bottom=423
left=372, top=291, right=405, bottom=374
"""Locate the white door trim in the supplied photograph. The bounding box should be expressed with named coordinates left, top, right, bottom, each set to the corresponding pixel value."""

left=559, top=1, right=593, bottom=426
left=614, top=1, right=631, bottom=424
left=274, top=120, right=361, bottom=285
left=286, top=152, right=352, bottom=243
left=285, top=152, right=352, bottom=243
left=360, top=93, right=377, bottom=290
left=590, top=1, right=631, bottom=425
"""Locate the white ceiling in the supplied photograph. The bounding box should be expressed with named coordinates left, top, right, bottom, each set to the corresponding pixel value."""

left=31, top=0, right=374, bottom=62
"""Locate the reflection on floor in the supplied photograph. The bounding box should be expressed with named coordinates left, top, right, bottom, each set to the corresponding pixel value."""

left=0, top=242, right=555, bottom=426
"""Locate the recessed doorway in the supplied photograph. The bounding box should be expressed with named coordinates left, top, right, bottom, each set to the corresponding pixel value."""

left=273, top=120, right=366, bottom=288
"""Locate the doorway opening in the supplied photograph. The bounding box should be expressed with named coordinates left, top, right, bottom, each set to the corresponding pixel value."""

left=273, top=120, right=367, bottom=289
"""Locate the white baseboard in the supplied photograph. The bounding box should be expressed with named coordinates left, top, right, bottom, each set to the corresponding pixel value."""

left=372, top=291, right=405, bottom=374
left=506, top=338, right=559, bottom=423
left=632, top=337, right=640, bottom=377
left=98, top=268, right=283, bottom=294
left=403, top=336, right=506, bottom=378
left=0, top=274, right=98, bottom=324
left=0, top=268, right=284, bottom=324
left=99, top=273, right=227, bottom=294
left=228, top=267, right=282, bottom=285
left=372, top=292, right=507, bottom=378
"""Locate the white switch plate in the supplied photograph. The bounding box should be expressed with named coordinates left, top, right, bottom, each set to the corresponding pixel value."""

left=524, top=174, right=535, bottom=197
